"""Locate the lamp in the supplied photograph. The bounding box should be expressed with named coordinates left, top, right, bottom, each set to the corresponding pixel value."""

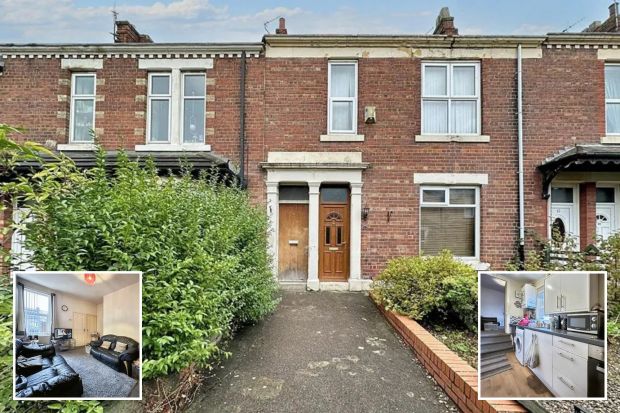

left=84, top=273, right=96, bottom=286
left=362, top=207, right=370, bottom=221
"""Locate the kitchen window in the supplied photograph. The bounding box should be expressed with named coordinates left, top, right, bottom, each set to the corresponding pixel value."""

left=70, top=73, right=96, bottom=142
left=147, top=73, right=172, bottom=143
left=328, top=61, right=357, bottom=134
left=420, top=186, right=479, bottom=258
left=24, top=288, right=51, bottom=336
left=421, top=62, right=480, bottom=135
left=605, top=64, right=620, bottom=134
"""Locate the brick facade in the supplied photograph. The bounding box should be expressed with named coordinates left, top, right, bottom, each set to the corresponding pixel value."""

left=1, top=32, right=619, bottom=279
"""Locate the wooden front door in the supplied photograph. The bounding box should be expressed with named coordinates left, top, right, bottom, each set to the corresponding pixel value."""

left=319, top=187, right=350, bottom=281
left=278, top=204, right=309, bottom=281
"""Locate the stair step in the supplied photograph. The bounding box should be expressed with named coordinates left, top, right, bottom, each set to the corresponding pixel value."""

left=480, top=335, right=512, bottom=344
left=481, top=364, right=512, bottom=379
left=481, top=342, right=513, bottom=353
left=480, top=356, right=507, bottom=367
left=481, top=349, right=513, bottom=360
left=481, top=359, right=509, bottom=371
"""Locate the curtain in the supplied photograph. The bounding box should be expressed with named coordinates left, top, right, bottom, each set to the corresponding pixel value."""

left=420, top=207, right=475, bottom=257
left=451, top=101, right=477, bottom=134
left=424, top=66, right=447, bottom=95
left=330, top=64, right=355, bottom=98
left=422, top=100, right=448, bottom=134
left=607, top=103, right=620, bottom=133
left=331, top=101, right=353, bottom=131
left=605, top=65, right=620, bottom=99
left=50, top=293, right=56, bottom=338
left=15, top=282, right=25, bottom=334
left=452, top=66, right=475, bottom=96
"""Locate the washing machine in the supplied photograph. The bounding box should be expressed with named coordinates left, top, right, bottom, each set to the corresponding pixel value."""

left=514, top=327, right=525, bottom=365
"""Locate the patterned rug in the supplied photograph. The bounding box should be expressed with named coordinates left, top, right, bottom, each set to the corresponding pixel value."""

left=61, top=347, right=137, bottom=397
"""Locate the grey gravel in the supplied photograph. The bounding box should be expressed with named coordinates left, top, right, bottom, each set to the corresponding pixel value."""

left=537, top=338, right=619, bottom=413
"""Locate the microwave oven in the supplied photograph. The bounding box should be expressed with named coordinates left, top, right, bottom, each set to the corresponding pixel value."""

left=566, top=312, right=603, bottom=336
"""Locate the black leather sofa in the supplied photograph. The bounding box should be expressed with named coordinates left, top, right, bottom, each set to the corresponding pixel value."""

left=90, top=335, right=139, bottom=376
left=15, top=339, right=83, bottom=398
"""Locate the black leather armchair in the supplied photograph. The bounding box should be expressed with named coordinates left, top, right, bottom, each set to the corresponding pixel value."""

left=15, top=339, right=83, bottom=398
left=90, top=334, right=139, bottom=376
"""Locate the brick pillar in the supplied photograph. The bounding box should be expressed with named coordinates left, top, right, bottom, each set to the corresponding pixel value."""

left=579, top=182, right=597, bottom=250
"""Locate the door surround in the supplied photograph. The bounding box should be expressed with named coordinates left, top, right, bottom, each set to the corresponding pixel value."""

left=263, top=152, right=368, bottom=291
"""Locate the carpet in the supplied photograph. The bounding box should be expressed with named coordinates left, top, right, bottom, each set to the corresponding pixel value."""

left=61, top=347, right=137, bottom=397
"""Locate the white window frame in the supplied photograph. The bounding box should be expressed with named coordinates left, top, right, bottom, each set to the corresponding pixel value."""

left=419, top=185, right=480, bottom=259
left=23, top=287, right=51, bottom=336
left=328, top=61, right=358, bottom=135
left=69, top=73, right=96, bottom=143
left=605, top=63, right=620, bottom=135
left=146, top=72, right=172, bottom=144
left=180, top=72, right=206, bottom=144
left=421, top=61, right=481, bottom=136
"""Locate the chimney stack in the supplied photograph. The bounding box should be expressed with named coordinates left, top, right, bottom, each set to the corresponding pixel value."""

left=114, top=20, right=153, bottom=43
left=433, top=7, right=458, bottom=36
left=611, top=2, right=619, bottom=18
left=275, top=17, right=288, bottom=35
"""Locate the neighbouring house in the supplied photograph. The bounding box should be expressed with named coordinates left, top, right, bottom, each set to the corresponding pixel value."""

left=2, top=6, right=620, bottom=291
left=14, top=272, right=141, bottom=398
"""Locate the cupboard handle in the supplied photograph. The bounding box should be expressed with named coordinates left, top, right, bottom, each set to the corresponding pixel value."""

left=556, top=296, right=559, bottom=308
left=558, top=352, right=575, bottom=362
left=596, top=366, right=605, bottom=374
left=558, top=376, right=575, bottom=391
left=559, top=339, right=574, bottom=346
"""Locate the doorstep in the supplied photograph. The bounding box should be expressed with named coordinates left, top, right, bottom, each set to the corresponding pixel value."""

left=278, top=279, right=372, bottom=292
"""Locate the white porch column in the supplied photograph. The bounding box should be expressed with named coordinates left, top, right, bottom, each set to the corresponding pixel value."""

left=266, top=182, right=279, bottom=279
left=307, top=182, right=321, bottom=291
left=349, top=182, right=363, bottom=291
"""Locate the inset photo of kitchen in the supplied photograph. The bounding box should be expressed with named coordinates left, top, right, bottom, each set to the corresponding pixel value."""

left=13, top=271, right=142, bottom=400
left=478, top=271, right=606, bottom=400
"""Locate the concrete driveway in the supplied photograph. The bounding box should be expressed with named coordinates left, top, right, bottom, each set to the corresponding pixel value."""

left=189, top=291, right=456, bottom=413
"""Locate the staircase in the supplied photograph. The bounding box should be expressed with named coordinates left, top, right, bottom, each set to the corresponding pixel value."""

left=480, top=331, right=514, bottom=379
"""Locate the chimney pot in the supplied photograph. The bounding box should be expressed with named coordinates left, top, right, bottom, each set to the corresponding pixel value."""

left=275, top=17, right=288, bottom=35
left=611, top=2, right=618, bottom=17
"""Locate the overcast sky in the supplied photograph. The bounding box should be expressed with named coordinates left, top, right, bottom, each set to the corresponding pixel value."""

left=0, top=0, right=614, bottom=44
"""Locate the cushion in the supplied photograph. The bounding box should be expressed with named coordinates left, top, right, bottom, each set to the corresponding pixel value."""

left=115, top=342, right=128, bottom=353
left=100, top=340, right=113, bottom=350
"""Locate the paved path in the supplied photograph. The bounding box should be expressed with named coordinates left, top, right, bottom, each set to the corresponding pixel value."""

left=189, top=292, right=456, bottom=413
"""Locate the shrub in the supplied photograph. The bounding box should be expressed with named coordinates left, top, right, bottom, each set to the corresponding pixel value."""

left=372, top=251, right=478, bottom=331
left=4, top=149, right=279, bottom=380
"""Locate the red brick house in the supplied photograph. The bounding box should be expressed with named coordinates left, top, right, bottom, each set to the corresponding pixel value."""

left=2, top=8, right=620, bottom=290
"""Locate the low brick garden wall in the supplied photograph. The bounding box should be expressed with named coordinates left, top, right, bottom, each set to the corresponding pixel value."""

left=372, top=296, right=527, bottom=413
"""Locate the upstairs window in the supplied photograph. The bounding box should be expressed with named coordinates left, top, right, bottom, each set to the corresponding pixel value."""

left=147, top=73, right=172, bottom=143
left=328, top=61, right=357, bottom=134
left=605, top=64, right=620, bottom=134
left=422, top=62, right=480, bottom=135
left=182, top=73, right=206, bottom=144
left=420, top=186, right=479, bottom=258
left=70, top=73, right=96, bottom=142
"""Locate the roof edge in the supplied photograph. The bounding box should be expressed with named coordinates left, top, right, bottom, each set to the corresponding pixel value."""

left=0, top=43, right=263, bottom=55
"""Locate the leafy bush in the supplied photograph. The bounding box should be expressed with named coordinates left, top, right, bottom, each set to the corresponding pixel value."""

left=371, top=251, right=478, bottom=331
left=4, top=149, right=279, bottom=379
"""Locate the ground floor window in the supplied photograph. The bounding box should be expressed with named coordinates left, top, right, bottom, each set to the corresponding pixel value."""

left=419, top=186, right=479, bottom=258
left=23, top=288, right=51, bottom=336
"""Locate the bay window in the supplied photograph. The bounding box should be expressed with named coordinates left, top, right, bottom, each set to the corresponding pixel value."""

left=328, top=61, right=357, bottom=134
left=70, top=73, right=96, bottom=142
left=420, top=186, right=479, bottom=258
left=422, top=62, right=480, bottom=135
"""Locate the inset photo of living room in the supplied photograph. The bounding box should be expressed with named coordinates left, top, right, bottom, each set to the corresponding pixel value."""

left=13, top=271, right=142, bottom=400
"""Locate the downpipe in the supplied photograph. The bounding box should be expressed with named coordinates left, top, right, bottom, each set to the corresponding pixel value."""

left=517, top=44, right=525, bottom=267
left=239, top=51, right=247, bottom=188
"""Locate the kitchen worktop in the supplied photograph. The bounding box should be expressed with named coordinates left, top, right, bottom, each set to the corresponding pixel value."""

left=515, top=325, right=604, bottom=347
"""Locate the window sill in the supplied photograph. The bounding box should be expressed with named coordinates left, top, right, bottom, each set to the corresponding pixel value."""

left=134, top=144, right=212, bottom=152
left=57, top=143, right=97, bottom=151
left=600, top=136, right=620, bottom=144
left=320, top=134, right=365, bottom=142
left=415, top=135, right=490, bottom=143
left=457, top=258, right=490, bottom=271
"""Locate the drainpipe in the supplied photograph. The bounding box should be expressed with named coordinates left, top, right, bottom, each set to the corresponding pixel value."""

left=517, top=44, right=525, bottom=267
left=239, top=51, right=247, bottom=188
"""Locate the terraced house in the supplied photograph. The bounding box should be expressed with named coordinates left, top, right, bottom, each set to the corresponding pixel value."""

left=2, top=6, right=620, bottom=290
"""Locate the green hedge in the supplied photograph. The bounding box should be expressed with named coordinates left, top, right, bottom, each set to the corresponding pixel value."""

left=7, top=150, right=279, bottom=379
left=371, top=251, right=478, bottom=331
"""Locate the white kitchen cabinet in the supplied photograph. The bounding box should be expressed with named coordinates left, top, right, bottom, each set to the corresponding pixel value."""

left=544, top=275, right=562, bottom=314
left=552, top=347, right=588, bottom=397
left=544, top=273, right=600, bottom=314
left=529, top=331, right=553, bottom=389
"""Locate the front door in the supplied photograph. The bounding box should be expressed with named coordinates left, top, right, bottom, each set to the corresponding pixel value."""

left=319, top=186, right=350, bottom=281
left=278, top=203, right=309, bottom=281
